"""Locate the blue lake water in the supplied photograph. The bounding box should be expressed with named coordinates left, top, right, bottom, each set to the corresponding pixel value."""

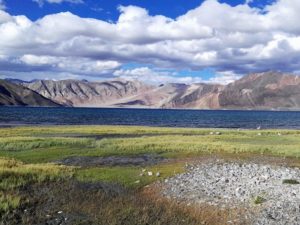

left=1, top=107, right=300, bottom=129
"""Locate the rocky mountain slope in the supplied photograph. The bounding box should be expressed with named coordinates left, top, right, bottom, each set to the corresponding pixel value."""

left=219, top=72, right=300, bottom=110
left=20, top=79, right=224, bottom=108
left=2, top=71, right=300, bottom=109
left=115, top=83, right=224, bottom=109
left=21, top=79, right=152, bottom=107
left=0, top=80, right=60, bottom=107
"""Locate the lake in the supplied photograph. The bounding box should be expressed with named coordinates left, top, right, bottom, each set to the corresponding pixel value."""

left=1, top=107, right=300, bottom=129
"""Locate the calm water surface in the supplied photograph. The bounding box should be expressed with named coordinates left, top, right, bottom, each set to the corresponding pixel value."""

left=0, top=107, right=300, bottom=129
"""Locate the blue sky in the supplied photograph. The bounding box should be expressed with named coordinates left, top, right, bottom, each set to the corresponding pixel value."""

left=6, top=0, right=273, bottom=21
left=0, top=0, right=298, bottom=84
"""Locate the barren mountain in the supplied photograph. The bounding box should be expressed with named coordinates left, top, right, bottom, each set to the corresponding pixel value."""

left=4, top=71, right=300, bottom=109
left=219, top=72, right=300, bottom=110
left=115, top=83, right=224, bottom=109
left=21, top=79, right=224, bottom=109
left=0, top=80, right=60, bottom=107
left=22, top=79, right=152, bottom=107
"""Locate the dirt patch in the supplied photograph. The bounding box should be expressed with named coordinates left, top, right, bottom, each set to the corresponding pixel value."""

left=169, top=153, right=300, bottom=168
left=1, top=180, right=126, bottom=225
left=143, top=183, right=249, bottom=225
left=2, top=180, right=198, bottom=225
left=55, top=154, right=166, bottom=167
left=38, top=133, right=180, bottom=140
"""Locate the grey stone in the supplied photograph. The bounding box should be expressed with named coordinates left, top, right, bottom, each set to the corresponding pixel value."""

left=161, top=160, right=300, bottom=225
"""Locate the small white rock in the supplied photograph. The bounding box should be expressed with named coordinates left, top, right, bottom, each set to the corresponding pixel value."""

left=148, top=171, right=153, bottom=176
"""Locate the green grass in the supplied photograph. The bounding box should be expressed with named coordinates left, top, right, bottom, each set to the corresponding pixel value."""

left=75, top=162, right=185, bottom=188
left=0, top=136, right=94, bottom=152
left=1, top=126, right=300, bottom=163
left=253, top=196, right=266, bottom=205
left=0, top=158, right=74, bottom=190
left=1, top=125, right=300, bottom=217
left=0, top=193, right=20, bottom=212
left=0, top=158, right=74, bottom=213
left=282, top=179, right=300, bottom=185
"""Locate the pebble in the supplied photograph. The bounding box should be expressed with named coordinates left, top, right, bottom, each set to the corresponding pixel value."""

left=161, top=161, right=300, bottom=225
left=148, top=171, right=153, bottom=176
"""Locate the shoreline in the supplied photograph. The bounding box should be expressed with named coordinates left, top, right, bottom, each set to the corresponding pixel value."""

left=2, top=105, right=300, bottom=112
left=1, top=123, right=300, bottom=130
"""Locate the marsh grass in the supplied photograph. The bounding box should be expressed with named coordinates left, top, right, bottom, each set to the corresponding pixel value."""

left=282, top=179, right=300, bottom=185
left=253, top=196, right=266, bottom=205
left=0, top=193, right=20, bottom=212
left=1, top=126, right=300, bottom=163
left=75, top=162, right=185, bottom=188
left=0, top=158, right=74, bottom=213
left=0, top=137, right=94, bottom=152
left=1, top=125, right=300, bottom=220
left=6, top=181, right=200, bottom=225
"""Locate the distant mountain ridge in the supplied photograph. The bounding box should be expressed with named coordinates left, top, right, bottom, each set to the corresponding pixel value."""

left=21, top=79, right=152, bottom=107
left=2, top=71, right=300, bottom=110
left=219, top=72, right=300, bottom=110
left=0, top=80, right=60, bottom=107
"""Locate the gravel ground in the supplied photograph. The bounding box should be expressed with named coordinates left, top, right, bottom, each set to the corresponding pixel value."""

left=161, top=160, right=300, bottom=225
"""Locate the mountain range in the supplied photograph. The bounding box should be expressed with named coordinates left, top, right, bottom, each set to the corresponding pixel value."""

left=1, top=71, right=300, bottom=110
left=0, top=79, right=60, bottom=107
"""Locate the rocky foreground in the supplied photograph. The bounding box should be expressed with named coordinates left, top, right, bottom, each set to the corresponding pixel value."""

left=161, top=160, right=300, bottom=225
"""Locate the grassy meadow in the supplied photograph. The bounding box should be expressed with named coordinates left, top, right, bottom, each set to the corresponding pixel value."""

left=1, top=125, right=300, bottom=224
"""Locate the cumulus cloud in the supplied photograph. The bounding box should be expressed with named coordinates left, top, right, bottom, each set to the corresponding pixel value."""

left=208, top=71, right=242, bottom=84
left=245, top=0, right=254, bottom=4
left=13, top=54, right=120, bottom=75
left=0, top=0, right=5, bottom=10
left=33, top=0, right=83, bottom=7
left=113, top=67, right=242, bottom=85
left=1, top=0, right=300, bottom=83
left=114, top=67, right=204, bottom=84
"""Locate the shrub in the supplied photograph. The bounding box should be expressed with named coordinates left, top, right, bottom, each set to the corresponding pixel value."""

left=282, top=179, right=300, bottom=185
left=253, top=196, right=266, bottom=204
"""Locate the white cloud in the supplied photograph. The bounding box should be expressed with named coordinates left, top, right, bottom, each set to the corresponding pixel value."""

left=0, top=10, right=11, bottom=23
left=113, top=67, right=242, bottom=85
left=208, top=71, right=242, bottom=84
left=33, top=0, right=83, bottom=7
left=0, top=0, right=5, bottom=10
left=114, top=67, right=205, bottom=84
left=19, top=54, right=120, bottom=74
left=1, top=0, right=300, bottom=82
